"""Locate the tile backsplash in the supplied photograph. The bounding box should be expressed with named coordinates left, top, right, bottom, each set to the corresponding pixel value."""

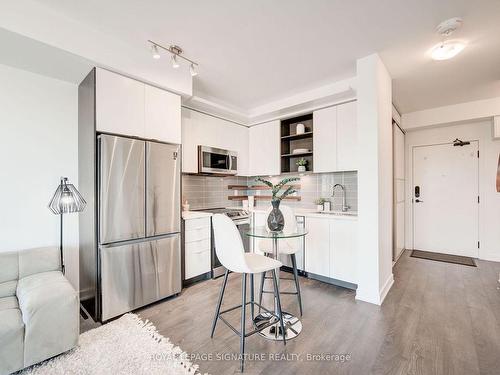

left=182, top=175, right=248, bottom=210
left=252, top=171, right=358, bottom=211
left=182, top=171, right=357, bottom=212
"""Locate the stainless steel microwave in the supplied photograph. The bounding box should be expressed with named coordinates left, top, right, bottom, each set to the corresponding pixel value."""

left=198, top=145, right=238, bottom=175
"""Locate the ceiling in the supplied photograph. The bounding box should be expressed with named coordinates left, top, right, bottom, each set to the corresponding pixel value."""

left=20, top=0, right=500, bottom=114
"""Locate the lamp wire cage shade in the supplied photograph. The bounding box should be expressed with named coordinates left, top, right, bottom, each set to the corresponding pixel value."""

left=48, top=177, right=87, bottom=214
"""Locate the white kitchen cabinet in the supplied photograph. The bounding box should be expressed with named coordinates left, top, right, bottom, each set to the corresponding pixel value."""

left=330, top=220, right=357, bottom=284
left=249, top=120, right=281, bottom=176
left=313, top=101, right=357, bottom=173
left=305, top=216, right=357, bottom=284
left=145, top=84, right=181, bottom=144
left=336, top=101, right=357, bottom=171
left=95, top=68, right=181, bottom=143
left=96, top=68, right=145, bottom=137
left=313, top=106, right=337, bottom=173
left=304, top=217, right=330, bottom=277
left=184, top=217, right=211, bottom=279
left=181, top=108, right=249, bottom=175
left=494, top=116, right=500, bottom=139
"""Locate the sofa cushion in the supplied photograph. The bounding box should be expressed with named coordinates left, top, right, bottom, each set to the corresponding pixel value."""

left=0, top=251, right=19, bottom=298
left=18, top=246, right=61, bottom=279
left=17, top=271, right=79, bottom=367
left=0, top=308, right=24, bottom=375
left=0, top=295, right=19, bottom=311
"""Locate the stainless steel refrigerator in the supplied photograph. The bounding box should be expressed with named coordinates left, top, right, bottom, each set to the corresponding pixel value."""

left=97, top=134, right=181, bottom=321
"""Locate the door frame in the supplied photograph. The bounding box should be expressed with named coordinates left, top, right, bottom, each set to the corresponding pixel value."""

left=410, top=140, right=480, bottom=256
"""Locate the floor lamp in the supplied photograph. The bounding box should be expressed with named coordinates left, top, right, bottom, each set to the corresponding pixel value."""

left=48, top=177, right=86, bottom=274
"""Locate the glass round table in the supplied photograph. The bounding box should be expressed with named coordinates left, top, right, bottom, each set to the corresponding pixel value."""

left=245, top=226, right=308, bottom=341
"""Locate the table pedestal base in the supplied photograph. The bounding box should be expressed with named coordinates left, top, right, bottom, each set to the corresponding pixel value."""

left=253, top=311, right=302, bottom=340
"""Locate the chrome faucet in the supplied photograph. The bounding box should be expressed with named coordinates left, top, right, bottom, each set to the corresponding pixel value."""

left=332, top=183, right=350, bottom=212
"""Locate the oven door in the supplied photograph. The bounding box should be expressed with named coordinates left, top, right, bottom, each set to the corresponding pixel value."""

left=234, top=218, right=250, bottom=252
left=198, top=146, right=237, bottom=175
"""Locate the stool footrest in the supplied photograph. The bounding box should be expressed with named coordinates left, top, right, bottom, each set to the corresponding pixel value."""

left=217, top=301, right=281, bottom=338
left=261, top=289, right=299, bottom=295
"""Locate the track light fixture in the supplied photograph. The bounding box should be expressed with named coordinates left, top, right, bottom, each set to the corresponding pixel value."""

left=148, top=40, right=199, bottom=76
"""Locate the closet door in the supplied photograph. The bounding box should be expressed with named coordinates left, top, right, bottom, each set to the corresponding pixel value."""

left=393, top=123, right=405, bottom=260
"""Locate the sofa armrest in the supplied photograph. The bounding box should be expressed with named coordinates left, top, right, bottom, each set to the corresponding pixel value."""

left=17, top=271, right=79, bottom=367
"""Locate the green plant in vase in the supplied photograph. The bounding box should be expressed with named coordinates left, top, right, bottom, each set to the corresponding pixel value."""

left=255, top=176, right=299, bottom=231
left=296, top=158, right=308, bottom=172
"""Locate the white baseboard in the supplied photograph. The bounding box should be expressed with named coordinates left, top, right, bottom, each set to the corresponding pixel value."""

left=379, top=274, right=394, bottom=304
left=355, top=273, right=395, bottom=306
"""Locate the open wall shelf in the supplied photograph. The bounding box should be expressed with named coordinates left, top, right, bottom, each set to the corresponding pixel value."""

left=228, top=185, right=301, bottom=190
left=280, top=113, right=314, bottom=173
left=228, top=195, right=301, bottom=201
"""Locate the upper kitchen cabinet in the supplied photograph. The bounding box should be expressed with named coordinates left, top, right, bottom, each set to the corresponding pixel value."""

left=249, top=120, right=280, bottom=176
left=95, top=68, right=181, bottom=143
left=96, top=68, right=145, bottom=137
left=313, top=101, right=357, bottom=173
left=144, top=85, right=181, bottom=144
left=313, top=106, right=337, bottom=173
left=181, top=108, right=249, bottom=175
left=336, top=101, right=357, bottom=171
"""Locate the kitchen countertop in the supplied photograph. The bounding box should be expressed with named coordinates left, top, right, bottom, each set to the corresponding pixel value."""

left=249, top=207, right=358, bottom=220
left=182, top=211, right=213, bottom=220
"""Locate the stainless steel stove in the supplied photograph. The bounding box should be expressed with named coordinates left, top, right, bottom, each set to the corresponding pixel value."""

left=195, top=208, right=250, bottom=278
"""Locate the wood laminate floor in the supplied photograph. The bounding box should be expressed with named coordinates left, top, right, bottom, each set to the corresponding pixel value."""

left=133, top=250, right=500, bottom=374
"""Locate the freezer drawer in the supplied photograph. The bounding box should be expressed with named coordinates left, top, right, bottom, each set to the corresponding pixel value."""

left=100, top=234, right=181, bottom=321
left=99, top=135, right=146, bottom=243
left=146, top=141, right=181, bottom=236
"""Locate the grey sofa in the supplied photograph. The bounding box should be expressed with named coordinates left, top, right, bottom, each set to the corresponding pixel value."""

left=0, top=246, right=79, bottom=375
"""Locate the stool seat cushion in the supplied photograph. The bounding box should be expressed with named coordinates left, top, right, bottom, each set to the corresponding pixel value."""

left=243, top=253, right=282, bottom=274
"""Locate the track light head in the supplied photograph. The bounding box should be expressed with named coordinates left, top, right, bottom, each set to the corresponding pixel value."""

left=190, top=63, right=198, bottom=76
left=171, top=54, right=180, bottom=68
left=151, top=45, right=161, bottom=59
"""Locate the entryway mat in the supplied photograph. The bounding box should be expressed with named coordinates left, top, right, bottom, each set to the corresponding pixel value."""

left=411, top=249, right=477, bottom=267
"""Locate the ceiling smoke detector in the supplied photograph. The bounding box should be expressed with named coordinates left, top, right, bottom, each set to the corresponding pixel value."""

left=436, top=17, right=463, bottom=37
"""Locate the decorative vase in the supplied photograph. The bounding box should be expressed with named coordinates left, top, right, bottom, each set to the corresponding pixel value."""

left=298, top=165, right=306, bottom=172
left=296, top=123, right=305, bottom=135
left=267, top=200, right=285, bottom=232
left=316, top=204, right=323, bottom=212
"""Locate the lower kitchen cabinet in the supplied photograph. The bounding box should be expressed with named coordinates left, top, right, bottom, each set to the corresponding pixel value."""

left=184, top=217, right=211, bottom=279
left=304, top=217, right=331, bottom=277
left=330, top=220, right=357, bottom=284
left=305, top=217, right=357, bottom=284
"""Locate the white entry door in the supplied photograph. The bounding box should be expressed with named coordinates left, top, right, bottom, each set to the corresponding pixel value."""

left=413, top=142, right=479, bottom=257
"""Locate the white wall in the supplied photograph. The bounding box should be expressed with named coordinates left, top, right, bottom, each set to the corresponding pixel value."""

left=355, top=54, right=394, bottom=305
left=404, top=120, right=500, bottom=262
left=0, top=64, right=79, bottom=288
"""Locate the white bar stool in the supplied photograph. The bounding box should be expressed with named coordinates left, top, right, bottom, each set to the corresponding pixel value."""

left=257, top=205, right=303, bottom=316
left=210, top=214, right=286, bottom=372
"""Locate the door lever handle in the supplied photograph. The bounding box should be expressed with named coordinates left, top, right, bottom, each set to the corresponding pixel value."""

left=415, top=199, right=423, bottom=203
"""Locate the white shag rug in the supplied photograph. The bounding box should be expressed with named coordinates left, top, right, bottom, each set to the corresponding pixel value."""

left=20, top=313, right=204, bottom=375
